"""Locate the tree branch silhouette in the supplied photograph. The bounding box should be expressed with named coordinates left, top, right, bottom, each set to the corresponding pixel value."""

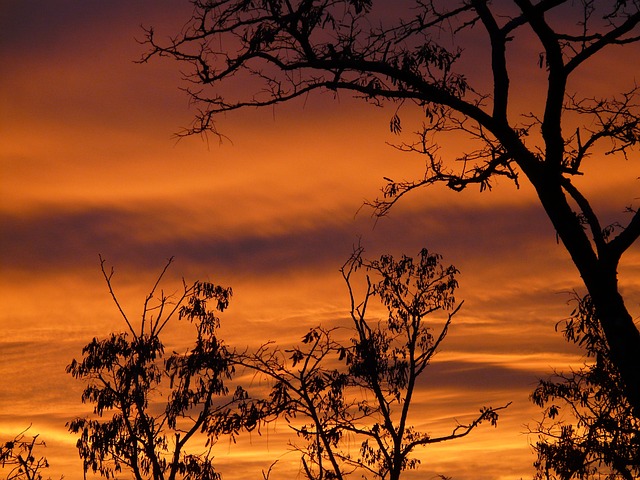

left=238, top=247, right=508, bottom=480
left=141, top=0, right=640, bottom=418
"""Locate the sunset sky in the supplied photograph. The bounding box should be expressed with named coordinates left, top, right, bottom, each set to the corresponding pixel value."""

left=2, top=2, right=640, bottom=479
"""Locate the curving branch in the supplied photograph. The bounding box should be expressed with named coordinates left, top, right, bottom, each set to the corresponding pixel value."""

left=141, top=0, right=640, bottom=421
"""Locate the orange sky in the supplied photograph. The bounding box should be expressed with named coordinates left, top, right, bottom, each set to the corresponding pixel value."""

left=2, top=2, right=640, bottom=480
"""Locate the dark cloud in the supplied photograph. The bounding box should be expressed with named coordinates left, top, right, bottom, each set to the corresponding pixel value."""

left=418, top=358, right=542, bottom=394
left=0, top=198, right=557, bottom=278
left=0, top=1, right=193, bottom=138
left=0, top=1, right=187, bottom=59
left=0, top=205, right=357, bottom=277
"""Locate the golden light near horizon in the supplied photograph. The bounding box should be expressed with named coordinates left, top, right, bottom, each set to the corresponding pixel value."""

left=2, top=2, right=640, bottom=480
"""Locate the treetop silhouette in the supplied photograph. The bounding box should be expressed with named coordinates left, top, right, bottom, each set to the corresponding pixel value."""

left=66, top=250, right=507, bottom=480
left=240, top=247, right=508, bottom=480
left=531, top=293, right=640, bottom=480
left=66, top=256, right=248, bottom=480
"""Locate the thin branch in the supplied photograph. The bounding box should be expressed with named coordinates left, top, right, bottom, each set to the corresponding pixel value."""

left=141, top=256, right=175, bottom=336
left=99, top=255, right=137, bottom=338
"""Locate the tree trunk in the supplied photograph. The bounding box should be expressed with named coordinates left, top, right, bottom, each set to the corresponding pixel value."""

left=533, top=177, right=640, bottom=417
left=585, top=272, right=640, bottom=418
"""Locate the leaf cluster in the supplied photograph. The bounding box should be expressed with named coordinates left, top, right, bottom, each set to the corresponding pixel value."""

left=0, top=428, right=50, bottom=480
left=242, top=247, right=508, bottom=480
left=530, top=294, right=640, bottom=480
left=65, top=258, right=253, bottom=480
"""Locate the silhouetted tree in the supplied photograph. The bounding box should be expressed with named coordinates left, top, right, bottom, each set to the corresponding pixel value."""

left=242, top=247, right=508, bottom=480
left=141, top=1, right=640, bottom=416
left=68, top=251, right=505, bottom=480
left=530, top=294, right=640, bottom=480
left=0, top=428, right=50, bottom=480
left=66, top=256, right=253, bottom=480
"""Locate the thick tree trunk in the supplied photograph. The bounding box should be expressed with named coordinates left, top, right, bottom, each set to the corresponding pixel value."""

left=585, top=272, right=640, bottom=417
left=533, top=177, right=640, bottom=417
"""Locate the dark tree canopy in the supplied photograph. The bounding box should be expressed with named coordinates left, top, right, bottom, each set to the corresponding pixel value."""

left=66, top=251, right=507, bottom=480
left=531, top=294, right=640, bottom=480
left=0, top=428, right=49, bottom=480
left=141, top=0, right=640, bottom=417
left=66, top=257, right=253, bottom=480
left=241, top=248, right=508, bottom=480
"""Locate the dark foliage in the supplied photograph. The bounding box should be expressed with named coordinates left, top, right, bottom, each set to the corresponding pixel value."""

left=0, top=428, right=50, bottom=480
left=66, top=257, right=252, bottom=480
left=531, top=294, right=640, bottom=480
left=242, top=248, right=508, bottom=480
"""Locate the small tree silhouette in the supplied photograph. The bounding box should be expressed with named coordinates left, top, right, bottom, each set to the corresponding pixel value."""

left=0, top=427, right=50, bottom=480
left=242, top=247, right=509, bottom=480
left=530, top=294, right=640, bottom=480
left=68, top=250, right=507, bottom=480
left=66, top=256, right=252, bottom=480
